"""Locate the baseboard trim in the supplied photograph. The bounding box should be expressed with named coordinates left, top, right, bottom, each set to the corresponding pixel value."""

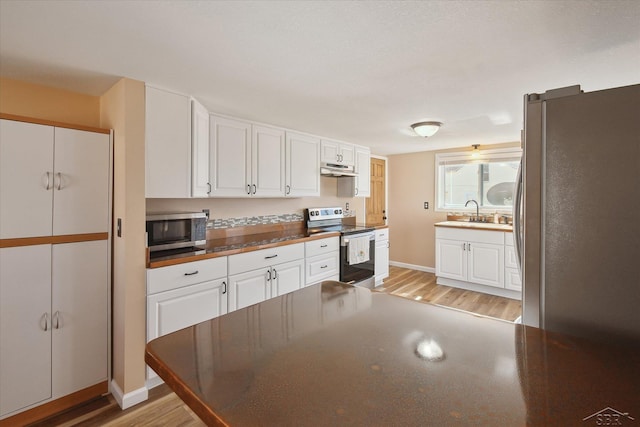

left=389, top=261, right=435, bottom=273
left=109, top=379, right=148, bottom=410
left=436, top=277, right=522, bottom=300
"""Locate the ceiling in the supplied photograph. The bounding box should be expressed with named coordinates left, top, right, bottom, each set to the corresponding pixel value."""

left=1, top=1, right=638, bottom=155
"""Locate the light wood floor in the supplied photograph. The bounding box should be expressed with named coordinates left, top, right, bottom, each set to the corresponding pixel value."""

left=27, top=266, right=521, bottom=426
left=374, top=266, right=522, bottom=322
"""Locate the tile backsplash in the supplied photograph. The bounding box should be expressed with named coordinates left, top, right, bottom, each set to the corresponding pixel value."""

left=208, top=213, right=304, bottom=229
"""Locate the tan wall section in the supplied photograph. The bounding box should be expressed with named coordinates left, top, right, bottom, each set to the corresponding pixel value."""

left=388, top=143, right=519, bottom=269
left=100, top=78, right=147, bottom=395
left=0, top=77, right=100, bottom=127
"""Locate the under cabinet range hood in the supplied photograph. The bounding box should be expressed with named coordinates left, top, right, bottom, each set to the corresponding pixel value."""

left=320, top=162, right=358, bottom=177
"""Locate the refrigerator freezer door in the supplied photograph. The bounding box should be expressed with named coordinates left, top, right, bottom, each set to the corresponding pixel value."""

left=523, top=84, right=640, bottom=342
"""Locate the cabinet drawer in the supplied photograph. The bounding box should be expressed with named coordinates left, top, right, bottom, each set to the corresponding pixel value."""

left=436, top=227, right=504, bottom=245
left=228, top=243, right=304, bottom=275
left=305, top=237, right=339, bottom=258
left=306, top=252, right=339, bottom=285
left=147, top=257, right=227, bottom=295
left=375, top=228, right=389, bottom=241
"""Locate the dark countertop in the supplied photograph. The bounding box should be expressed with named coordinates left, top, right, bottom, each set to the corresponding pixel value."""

left=148, top=229, right=340, bottom=268
left=145, top=282, right=640, bottom=426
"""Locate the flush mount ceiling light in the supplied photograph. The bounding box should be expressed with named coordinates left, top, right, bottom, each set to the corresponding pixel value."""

left=411, top=121, right=442, bottom=138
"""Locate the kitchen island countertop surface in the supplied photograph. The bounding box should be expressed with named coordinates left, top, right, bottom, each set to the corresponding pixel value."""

left=145, top=281, right=640, bottom=426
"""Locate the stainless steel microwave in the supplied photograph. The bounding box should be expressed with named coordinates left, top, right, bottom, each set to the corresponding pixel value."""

left=146, top=212, right=207, bottom=252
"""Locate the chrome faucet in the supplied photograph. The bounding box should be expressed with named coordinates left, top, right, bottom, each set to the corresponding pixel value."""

left=465, top=199, right=479, bottom=222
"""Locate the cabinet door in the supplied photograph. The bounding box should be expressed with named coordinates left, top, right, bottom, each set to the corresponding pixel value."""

left=354, top=147, right=370, bottom=197
left=286, top=132, right=320, bottom=197
left=467, top=242, right=504, bottom=288
left=191, top=99, right=210, bottom=197
left=228, top=268, right=271, bottom=312
left=210, top=115, right=251, bottom=197
left=147, top=278, right=228, bottom=340
left=375, top=240, right=389, bottom=284
left=252, top=125, right=285, bottom=197
left=435, top=238, right=467, bottom=281
left=272, top=259, right=304, bottom=297
left=339, top=143, right=355, bottom=166
left=0, top=245, right=52, bottom=417
left=52, top=128, right=110, bottom=235
left=320, top=139, right=340, bottom=163
left=0, top=119, right=54, bottom=239
left=145, top=86, right=191, bottom=198
left=51, top=241, right=108, bottom=399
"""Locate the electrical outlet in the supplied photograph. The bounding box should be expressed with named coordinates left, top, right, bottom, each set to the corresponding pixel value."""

left=117, top=218, right=122, bottom=237
left=345, top=202, right=350, bottom=211
left=424, top=202, right=429, bottom=210
left=202, top=209, right=210, bottom=219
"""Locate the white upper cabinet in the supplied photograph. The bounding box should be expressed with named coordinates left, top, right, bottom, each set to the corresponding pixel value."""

left=1, top=119, right=54, bottom=238
left=252, top=125, right=286, bottom=197
left=209, top=115, right=252, bottom=197
left=145, top=86, right=191, bottom=198
left=337, top=145, right=371, bottom=198
left=286, top=132, right=320, bottom=197
left=0, top=119, right=109, bottom=239
left=191, top=98, right=210, bottom=198
left=210, top=116, right=287, bottom=198
left=52, top=128, right=110, bottom=236
left=321, top=139, right=355, bottom=166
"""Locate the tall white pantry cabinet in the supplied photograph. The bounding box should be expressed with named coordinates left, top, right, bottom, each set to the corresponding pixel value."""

left=0, top=116, right=112, bottom=422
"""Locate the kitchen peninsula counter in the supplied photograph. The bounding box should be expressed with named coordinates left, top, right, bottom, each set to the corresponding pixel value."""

left=435, top=220, right=513, bottom=232
left=145, top=282, right=639, bottom=426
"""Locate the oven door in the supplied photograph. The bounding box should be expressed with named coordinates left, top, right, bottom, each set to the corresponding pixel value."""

left=340, top=232, right=375, bottom=285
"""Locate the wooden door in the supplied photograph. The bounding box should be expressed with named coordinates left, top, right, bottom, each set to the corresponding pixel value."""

left=366, top=157, right=386, bottom=225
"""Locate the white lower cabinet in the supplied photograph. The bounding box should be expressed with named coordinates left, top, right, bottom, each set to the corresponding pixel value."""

left=374, top=228, right=390, bottom=286
left=227, top=243, right=304, bottom=311
left=0, top=241, right=108, bottom=418
left=436, top=227, right=508, bottom=293
left=305, top=237, right=339, bottom=285
left=504, top=234, right=522, bottom=291
left=146, top=256, right=227, bottom=385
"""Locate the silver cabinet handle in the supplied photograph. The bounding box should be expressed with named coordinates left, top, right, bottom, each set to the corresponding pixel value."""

left=184, top=270, right=199, bottom=276
left=321, top=265, right=328, bottom=269
left=266, top=269, right=271, bottom=281
left=468, top=243, right=471, bottom=251
left=246, top=184, right=251, bottom=195
left=286, top=185, right=291, bottom=195
left=55, top=172, right=62, bottom=190
left=320, top=244, right=328, bottom=248
left=272, top=268, right=278, bottom=280
left=264, top=254, right=278, bottom=259
left=355, top=188, right=359, bottom=196
left=252, top=184, right=256, bottom=194
left=42, top=313, right=49, bottom=331
left=222, top=281, right=227, bottom=294
left=463, top=243, right=466, bottom=251
left=53, top=310, right=60, bottom=329
left=387, top=241, right=390, bottom=248
left=207, top=182, right=212, bottom=195
left=44, top=172, right=52, bottom=190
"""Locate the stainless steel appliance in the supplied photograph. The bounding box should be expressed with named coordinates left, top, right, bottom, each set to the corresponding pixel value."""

left=146, top=212, right=207, bottom=253
left=306, top=207, right=375, bottom=288
left=515, top=83, right=640, bottom=342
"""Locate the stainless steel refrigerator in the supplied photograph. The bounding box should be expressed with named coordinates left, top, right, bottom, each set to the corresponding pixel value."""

left=514, top=83, right=640, bottom=343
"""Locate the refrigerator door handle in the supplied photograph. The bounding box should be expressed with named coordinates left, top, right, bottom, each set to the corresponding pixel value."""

left=513, top=159, right=524, bottom=273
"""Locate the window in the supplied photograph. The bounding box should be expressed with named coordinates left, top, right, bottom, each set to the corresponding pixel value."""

left=435, top=148, right=521, bottom=212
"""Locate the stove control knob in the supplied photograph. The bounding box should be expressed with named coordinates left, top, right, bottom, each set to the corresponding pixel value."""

left=310, top=211, right=315, bottom=216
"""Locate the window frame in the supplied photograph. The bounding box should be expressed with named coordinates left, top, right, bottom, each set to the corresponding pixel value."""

left=434, top=147, right=522, bottom=213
